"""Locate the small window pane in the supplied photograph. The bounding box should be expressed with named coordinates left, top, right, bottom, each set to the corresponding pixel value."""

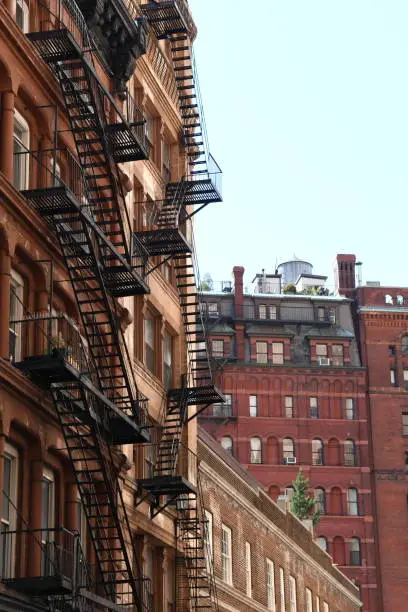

left=310, top=397, right=318, bottom=418
left=345, top=398, right=355, bottom=420
left=249, top=395, right=257, bottom=417
left=285, top=396, right=293, bottom=418
left=250, top=437, right=262, bottom=463
left=272, top=342, right=284, bottom=365
left=221, top=437, right=233, bottom=453
left=259, top=304, right=267, bottom=319
left=212, top=339, right=224, bottom=357
left=256, top=342, right=268, bottom=364
left=316, top=344, right=327, bottom=356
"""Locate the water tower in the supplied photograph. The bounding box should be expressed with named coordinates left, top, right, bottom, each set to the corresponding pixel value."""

left=278, top=255, right=313, bottom=287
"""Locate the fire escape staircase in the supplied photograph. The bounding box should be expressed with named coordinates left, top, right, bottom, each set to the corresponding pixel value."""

left=7, top=0, right=156, bottom=609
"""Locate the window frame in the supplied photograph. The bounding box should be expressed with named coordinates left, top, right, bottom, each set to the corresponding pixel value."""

left=144, top=315, right=155, bottom=375
left=346, top=487, right=359, bottom=516
left=245, top=541, right=252, bottom=598
left=305, top=587, right=313, bottom=612
left=1, top=442, right=19, bottom=579
left=266, top=558, right=276, bottom=611
left=310, top=396, right=318, bottom=418
left=256, top=341, right=268, bottom=364
left=312, top=439, right=324, bottom=465
left=15, top=0, right=30, bottom=32
left=279, top=566, right=285, bottom=612
left=284, top=395, right=293, bottom=418
left=250, top=436, right=262, bottom=464
left=221, top=524, right=232, bottom=584
left=13, top=110, right=30, bottom=190
left=289, top=575, right=297, bottom=612
left=211, top=339, right=224, bottom=358
left=349, top=537, right=361, bottom=566
left=204, top=510, right=213, bottom=573
left=249, top=394, right=257, bottom=417
left=221, top=436, right=233, bottom=454
left=345, top=398, right=355, bottom=420
left=9, top=269, right=24, bottom=362
left=282, top=438, right=295, bottom=462
left=271, top=341, right=284, bottom=365
left=316, top=343, right=328, bottom=357
left=316, top=536, right=328, bottom=552
left=163, top=330, right=173, bottom=389
left=402, top=413, right=408, bottom=436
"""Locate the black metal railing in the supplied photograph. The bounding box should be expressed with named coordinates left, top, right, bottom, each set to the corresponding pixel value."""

left=10, top=312, right=89, bottom=374
left=14, top=147, right=86, bottom=203
left=185, top=153, right=222, bottom=198
left=0, top=528, right=81, bottom=585
left=199, top=401, right=234, bottom=419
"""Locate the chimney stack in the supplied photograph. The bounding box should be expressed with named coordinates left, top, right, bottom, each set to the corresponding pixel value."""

left=335, top=254, right=356, bottom=297
left=233, top=266, right=244, bottom=318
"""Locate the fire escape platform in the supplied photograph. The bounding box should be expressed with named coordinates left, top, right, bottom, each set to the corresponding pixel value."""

left=26, top=29, right=82, bottom=63
left=137, top=475, right=196, bottom=496
left=167, top=178, right=222, bottom=206
left=105, top=123, right=150, bottom=163
left=102, top=265, right=150, bottom=297
left=168, top=385, right=224, bottom=407
left=3, top=574, right=73, bottom=597
left=22, top=185, right=81, bottom=217
left=141, top=1, right=191, bottom=39
left=14, top=352, right=87, bottom=390
left=134, top=228, right=191, bottom=257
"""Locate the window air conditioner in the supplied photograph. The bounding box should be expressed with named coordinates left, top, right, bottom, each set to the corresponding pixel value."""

left=284, top=457, right=297, bottom=465
left=318, top=357, right=331, bottom=366
left=208, top=311, right=219, bottom=318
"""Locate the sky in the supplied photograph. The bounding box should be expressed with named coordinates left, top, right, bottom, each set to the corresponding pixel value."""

left=189, top=0, right=408, bottom=289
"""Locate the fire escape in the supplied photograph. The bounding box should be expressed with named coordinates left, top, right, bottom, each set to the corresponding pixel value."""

left=2, top=0, right=154, bottom=608
left=133, top=1, right=223, bottom=609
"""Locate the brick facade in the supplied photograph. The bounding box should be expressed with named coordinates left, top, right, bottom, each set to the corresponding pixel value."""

left=199, top=427, right=361, bottom=612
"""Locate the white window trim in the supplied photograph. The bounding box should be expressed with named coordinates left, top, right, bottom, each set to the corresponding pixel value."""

left=289, top=575, right=297, bottom=612
left=221, top=524, right=232, bottom=585
left=279, top=567, right=285, bottom=612
left=13, top=110, right=30, bottom=190
left=204, top=510, right=213, bottom=570
left=2, top=443, right=19, bottom=578
left=305, top=587, right=313, bottom=612
left=15, top=0, right=30, bottom=32
left=41, top=466, right=55, bottom=537
left=245, top=541, right=252, bottom=598
left=249, top=394, right=257, bottom=417
left=266, top=558, right=276, bottom=611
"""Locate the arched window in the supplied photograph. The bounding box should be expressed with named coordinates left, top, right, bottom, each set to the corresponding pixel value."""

left=347, top=488, right=359, bottom=515
left=333, top=536, right=346, bottom=565
left=221, top=436, right=233, bottom=454
left=314, top=488, right=326, bottom=515
left=402, top=335, right=408, bottom=355
left=349, top=538, right=361, bottom=566
left=344, top=439, right=356, bottom=466
left=312, top=439, right=324, bottom=465
left=282, top=438, right=295, bottom=463
left=250, top=437, right=262, bottom=464
left=316, top=536, right=327, bottom=552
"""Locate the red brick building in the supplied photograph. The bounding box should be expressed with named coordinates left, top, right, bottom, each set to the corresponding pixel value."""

left=337, top=255, right=408, bottom=612
left=200, top=263, right=379, bottom=611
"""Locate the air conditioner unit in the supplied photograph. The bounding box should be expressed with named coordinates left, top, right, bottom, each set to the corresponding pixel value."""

left=284, top=457, right=297, bottom=465
left=318, top=357, right=331, bottom=366
left=208, top=311, right=219, bottom=318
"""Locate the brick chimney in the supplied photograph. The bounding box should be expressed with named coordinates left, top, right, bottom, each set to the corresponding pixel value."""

left=335, top=254, right=356, bottom=297
left=233, top=267, right=245, bottom=361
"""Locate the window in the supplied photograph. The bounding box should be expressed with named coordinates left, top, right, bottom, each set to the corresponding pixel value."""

left=221, top=436, right=233, bottom=454
left=390, top=368, right=397, bottom=386
left=317, top=307, right=325, bottom=322
left=76, top=495, right=87, bottom=554
left=211, top=339, right=224, bottom=358
left=312, top=439, right=324, bottom=465
left=279, top=567, right=285, bottom=612
left=13, top=111, right=29, bottom=190
left=310, top=397, right=318, bottom=418
left=1, top=443, right=19, bottom=578
left=385, top=294, right=393, bottom=305
left=15, top=0, right=29, bottom=32
left=250, top=437, right=262, bottom=464
left=323, top=603, right=329, bottom=612
left=272, top=342, right=284, bottom=365
left=207, top=303, right=219, bottom=318
left=145, top=113, right=155, bottom=162
left=347, top=488, right=359, bottom=516
left=329, top=308, right=336, bottom=324
left=389, top=345, right=396, bottom=356
left=162, top=140, right=171, bottom=183
left=305, top=588, right=313, bottom=612
left=349, top=538, right=361, bottom=566
left=402, top=336, right=408, bottom=355
left=289, top=575, right=297, bottom=612
left=249, top=395, right=257, bottom=417
left=163, top=331, right=173, bottom=389
left=344, top=439, right=356, bottom=466
left=9, top=269, right=24, bottom=362
left=345, top=398, right=355, bottom=420
left=221, top=525, right=232, bottom=584
left=404, top=370, right=408, bottom=390
left=245, top=541, right=252, bottom=597
left=314, top=488, right=326, bottom=515
left=41, top=467, right=55, bottom=575
left=316, top=596, right=321, bottom=612
left=316, top=536, right=327, bottom=552
left=284, top=396, right=293, bottom=418
left=259, top=304, right=267, bottom=319
left=144, top=316, right=155, bottom=374
left=266, top=559, right=276, bottom=611
left=285, top=486, right=295, bottom=502
left=256, top=341, right=268, bottom=364
left=143, top=196, right=157, bottom=228
left=316, top=344, right=327, bottom=357
left=213, top=393, right=232, bottom=417
left=204, top=510, right=213, bottom=573
left=282, top=438, right=295, bottom=462
left=397, top=294, right=404, bottom=306
left=403, top=413, right=408, bottom=436
left=332, top=344, right=344, bottom=366
left=270, top=305, right=277, bottom=320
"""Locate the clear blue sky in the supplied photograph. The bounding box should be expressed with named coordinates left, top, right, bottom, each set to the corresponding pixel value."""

left=190, top=0, right=408, bottom=288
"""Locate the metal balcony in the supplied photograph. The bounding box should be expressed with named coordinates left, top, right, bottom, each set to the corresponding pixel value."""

left=166, top=156, right=222, bottom=208
left=140, top=0, right=197, bottom=40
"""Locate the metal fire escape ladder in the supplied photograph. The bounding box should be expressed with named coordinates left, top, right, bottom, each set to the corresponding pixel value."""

left=18, top=1, right=154, bottom=609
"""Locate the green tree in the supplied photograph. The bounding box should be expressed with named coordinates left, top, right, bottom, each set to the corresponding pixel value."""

left=291, top=469, right=320, bottom=526
left=199, top=273, right=214, bottom=292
